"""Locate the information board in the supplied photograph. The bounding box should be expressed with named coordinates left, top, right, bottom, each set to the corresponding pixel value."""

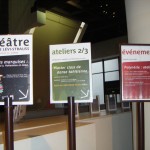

left=121, top=44, right=150, bottom=101
left=0, top=34, right=33, bottom=105
left=49, top=42, right=93, bottom=103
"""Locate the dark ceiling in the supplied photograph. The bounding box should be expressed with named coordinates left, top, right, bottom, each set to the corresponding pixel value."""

left=35, top=0, right=127, bottom=43
left=0, top=0, right=127, bottom=44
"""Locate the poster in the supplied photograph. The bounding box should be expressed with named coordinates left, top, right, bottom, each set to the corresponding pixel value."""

left=49, top=42, right=93, bottom=103
left=121, top=44, right=150, bottom=101
left=0, top=34, right=33, bottom=105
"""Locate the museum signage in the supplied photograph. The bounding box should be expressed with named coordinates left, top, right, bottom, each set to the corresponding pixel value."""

left=49, top=42, right=93, bottom=103
left=0, top=34, right=33, bottom=105
left=121, top=44, right=150, bottom=101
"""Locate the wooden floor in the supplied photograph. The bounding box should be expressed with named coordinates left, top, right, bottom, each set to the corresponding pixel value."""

left=0, top=112, right=101, bottom=144
left=0, top=109, right=126, bottom=144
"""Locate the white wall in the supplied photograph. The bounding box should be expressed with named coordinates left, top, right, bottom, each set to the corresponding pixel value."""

left=125, top=0, right=150, bottom=149
left=0, top=123, right=96, bottom=150
left=0, top=112, right=132, bottom=150
left=82, top=112, right=133, bottom=150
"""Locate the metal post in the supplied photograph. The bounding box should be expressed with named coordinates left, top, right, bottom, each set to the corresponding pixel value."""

left=4, top=96, right=14, bottom=150
left=68, top=96, right=76, bottom=150
left=137, top=102, right=144, bottom=150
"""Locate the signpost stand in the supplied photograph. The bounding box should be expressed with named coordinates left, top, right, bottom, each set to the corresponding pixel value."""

left=49, top=43, right=92, bottom=149
left=68, top=96, right=76, bottom=150
left=4, top=96, right=14, bottom=150
left=120, top=44, right=150, bottom=150
left=0, top=34, right=32, bottom=150
left=137, top=102, right=145, bottom=150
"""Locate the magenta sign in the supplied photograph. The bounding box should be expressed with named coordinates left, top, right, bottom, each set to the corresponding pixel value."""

left=121, top=44, right=150, bottom=101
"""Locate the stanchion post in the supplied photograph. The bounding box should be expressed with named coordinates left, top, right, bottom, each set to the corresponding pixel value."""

left=4, top=96, right=14, bottom=150
left=137, top=102, right=144, bottom=150
left=68, top=96, right=76, bottom=150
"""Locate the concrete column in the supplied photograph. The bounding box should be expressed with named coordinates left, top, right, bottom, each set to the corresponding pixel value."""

left=125, top=0, right=150, bottom=150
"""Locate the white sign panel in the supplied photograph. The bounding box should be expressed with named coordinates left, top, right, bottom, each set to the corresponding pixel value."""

left=121, top=44, right=150, bottom=101
left=0, top=34, right=33, bottom=105
left=49, top=42, right=93, bottom=103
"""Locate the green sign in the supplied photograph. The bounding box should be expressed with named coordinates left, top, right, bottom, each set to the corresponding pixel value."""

left=49, top=42, right=92, bottom=103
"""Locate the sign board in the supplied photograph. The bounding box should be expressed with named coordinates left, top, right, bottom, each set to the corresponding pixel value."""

left=121, top=44, right=150, bottom=101
left=49, top=42, right=93, bottom=103
left=0, top=34, right=33, bottom=105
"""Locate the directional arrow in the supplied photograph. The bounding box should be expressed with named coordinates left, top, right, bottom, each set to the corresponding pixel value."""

left=19, top=89, right=28, bottom=100
left=81, top=89, right=89, bottom=98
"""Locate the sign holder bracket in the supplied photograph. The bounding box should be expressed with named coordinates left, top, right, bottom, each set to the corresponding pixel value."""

left=137, top=102, right=145, bottom=150
left=4, top=96, right=14, bottom=150
left=68, top=96, right=76, bottom=150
